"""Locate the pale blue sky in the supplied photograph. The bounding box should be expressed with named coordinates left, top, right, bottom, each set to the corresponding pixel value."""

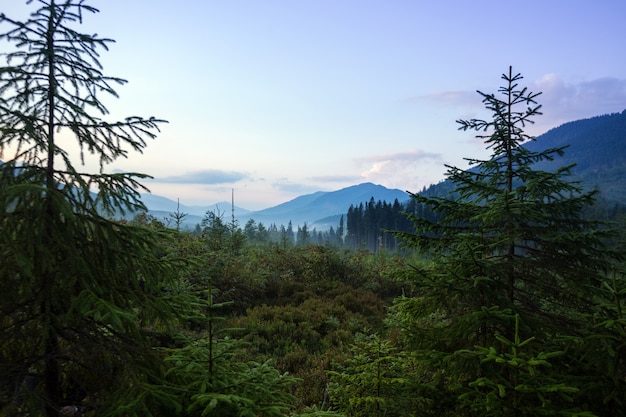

left=3, top=1, right=626, bottom=209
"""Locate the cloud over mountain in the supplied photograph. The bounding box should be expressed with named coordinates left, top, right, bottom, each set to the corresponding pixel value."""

left=534, top=74, right=626, bottom=122
left=409, top=74, right=626, bottom=136
left=153, top=169, right=249, bottom=184
left=355, top=149, right=444, bottom=190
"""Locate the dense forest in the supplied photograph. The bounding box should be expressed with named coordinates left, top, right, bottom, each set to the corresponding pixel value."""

left=340, top=192, right=625, bottom=253
left=1, top=2, right=626, bottom=417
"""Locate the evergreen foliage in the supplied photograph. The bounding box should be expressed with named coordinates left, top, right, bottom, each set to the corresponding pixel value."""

left=562, top=269, right=626, bottom=416
left=327, top=333, right=419, bottom=417
left=524, top=110, right=626, bottom=203
left=0, top=2, right=296, bottom=416
left=0, top=1, right=193, bottom=415
left=456, top=315, right=585, bottom=416
left=163, top=337, right=298, bottom=417
left=3, top=4, right=623, bottom=414
left=345, top=198, right=414, bottom=251
left=388, top=67, right=620, bottom=416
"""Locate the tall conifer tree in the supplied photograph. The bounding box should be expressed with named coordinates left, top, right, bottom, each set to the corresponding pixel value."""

left=0, top=2, right=194, bottom=415
left=390, top=67, right=616, bottom=415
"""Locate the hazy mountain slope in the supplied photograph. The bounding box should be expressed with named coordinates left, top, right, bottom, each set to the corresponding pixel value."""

left=421, top=110, right=626, bottom=202
left=525, top=110, right=626, bottom=202
left=140, top=194, right=250, bottom=217
left=141, top=110, right=625, bottom=229
left=138, top=182, right=407, bottom=230
left=249, top=191, right=326, bottom=217
left=237, top=183, right=408, bottom=228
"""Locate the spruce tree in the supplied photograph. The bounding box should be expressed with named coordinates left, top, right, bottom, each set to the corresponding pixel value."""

left=163, top=336, right=298, bottom=417
left=0, top=2, right=195, bottom=416
left=327, top=333, right=419, bottom=417
left=390, top=67, right=616, bottom=416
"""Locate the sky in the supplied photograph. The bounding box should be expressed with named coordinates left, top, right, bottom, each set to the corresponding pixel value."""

left=3, top=1, right=626, bottom=210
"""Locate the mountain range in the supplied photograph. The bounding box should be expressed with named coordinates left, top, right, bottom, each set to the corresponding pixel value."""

left=142, top=182, right=410, bottom=231
left=525, top=110, right=626, bottom=202
left=143, top=110, right=626, bottom=230
left=422, top=109, right=626, bottom=203
left=2, top=111, right=622, bottom=231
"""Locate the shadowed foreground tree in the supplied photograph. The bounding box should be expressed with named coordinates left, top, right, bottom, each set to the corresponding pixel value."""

left=327, top=333, right=418, bottom=417
left=389, top=67, right=619, bottom=416
left=0, top=2, right=199, bottom=416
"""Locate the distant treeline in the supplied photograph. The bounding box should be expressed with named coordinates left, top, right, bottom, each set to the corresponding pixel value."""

left=345, top=197, right=440, bottom=252
left=343, top=189, right=626, bottom=253
left=190, top=183, right=625, bottom=253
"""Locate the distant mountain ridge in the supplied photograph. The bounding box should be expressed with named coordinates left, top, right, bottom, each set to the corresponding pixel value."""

left=6, top=111, right=622, bottom=231
left=239, top=183, right=409, bottom=229
left=142, top=183, right=409, bottom=230
left=525, top=110, right=626, bottom=202
left=139, top=193, right=250, bottom=217
left=143, top=110, right=625, bottom=230
left=422, top=110, right=626, bottom=203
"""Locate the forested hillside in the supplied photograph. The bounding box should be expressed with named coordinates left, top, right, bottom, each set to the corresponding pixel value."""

left=422, top=109, right=626, bottom=202
left=343, top=110, right=626, bottom=252
left=215, top=110, right=626, bottom=252
left=139, top=182, right=409, bottom=231
left=526, top=110, right=626, bottom=202
left=138, top=110, right=625, bottom=240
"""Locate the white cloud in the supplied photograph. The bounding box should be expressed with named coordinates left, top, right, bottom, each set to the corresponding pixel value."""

left=407, top=74, right=626, bottom=137
left=355, top=149, right=445, bottom=191
left=152, top=169, right=249, bottom=184
left=534, top=74, right=626, bottom=125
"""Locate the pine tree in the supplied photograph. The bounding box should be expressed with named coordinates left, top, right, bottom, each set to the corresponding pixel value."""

left=0, top=2, right=196, bottom=415
left=163, top=336, right=298, bottom=417
left=297, top=223, right=310, bottom=246
left=286, top=220, right=295, bottom=246
left=327, top=333, right=419, bottom=417
left=390, top=67, right=617, bottom=416
left=336, top=215, right=344, bottom=247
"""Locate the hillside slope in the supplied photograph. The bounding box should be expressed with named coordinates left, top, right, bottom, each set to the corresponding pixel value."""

left=142, top=110, right=625, bottom=229
left=141, top=182, right=407, bottom=230
left=422, top=110, right=626, bottom=202
left=525, top=110, right=626, bottom=202
left=237, top=183, right=408, bottom=228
